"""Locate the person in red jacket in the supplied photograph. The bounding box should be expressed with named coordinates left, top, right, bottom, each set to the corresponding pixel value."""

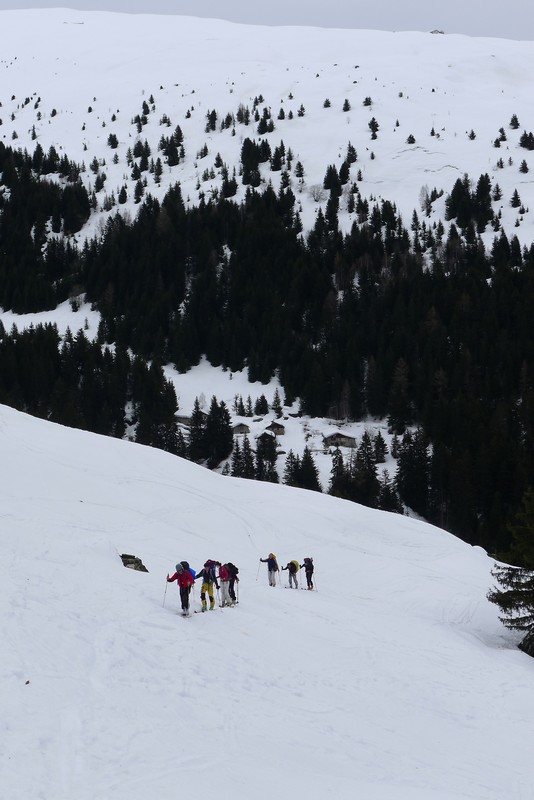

left=167, top=562, right=194, bottom=616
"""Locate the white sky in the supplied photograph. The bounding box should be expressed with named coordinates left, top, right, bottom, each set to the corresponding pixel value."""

left=0, top=0, right=533, bottom=40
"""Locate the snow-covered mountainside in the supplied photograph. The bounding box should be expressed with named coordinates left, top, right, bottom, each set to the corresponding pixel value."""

left=3, top=20, right=534, bottom=792
left=2, top=9, right=534, bottom=247
left=1, top=401, right=532, bottom=800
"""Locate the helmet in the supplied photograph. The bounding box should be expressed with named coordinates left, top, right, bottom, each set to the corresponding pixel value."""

left=175, top=563, right=183, bottom=572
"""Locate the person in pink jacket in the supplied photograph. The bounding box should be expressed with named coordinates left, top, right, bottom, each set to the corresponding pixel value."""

left=219, top=563, right=231, bottom=607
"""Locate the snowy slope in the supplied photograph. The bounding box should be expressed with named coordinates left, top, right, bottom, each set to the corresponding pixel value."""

left=2, top=9, right=534, bottom=247
left=1, top=402, right=533, bottom=800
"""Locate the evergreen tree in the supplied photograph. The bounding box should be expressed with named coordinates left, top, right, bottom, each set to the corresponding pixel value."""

left=396, top=429, right=430, bottom=517
left=204, top=395, right=233, bottom=469
left=241, top=435, right=256, bottom=478
left=507, top=487, right=534, bottom=568
left=271, top=388, right=283, bottom=418
left=188, top=396, right=206, bottom=462
left=230, top=438, right=243, bottom=477
left=346, top=142, right=357, bottom=163
left=328, top=447, right=353, bottom=500
left=352, top=431, right=380, bottom=507
left=283, top=450, right=299, bottom=487
left=374, top=430, right=388, bottom=463
left=474, top=173, right=493, bottom=232
left=339, top=161, right=350, bottom=186
left=323, top=164, right=342, bottom=197
left=254, top=394, right=269, bottom=415
left=255, top=433, right=279, bottom=483
left=387, top=358, right=411, bottom=435
left=488, top=543, right=534, bottom=656
left=133, top=360, right=179, bottom=454
left=176, top=427, right=187, bottom=458
left=510, top=113, right=520, bottom=129
left=61, top=183, right=90, bottom=235
left=368, top=117, right=379, bottom=137
left=298, top=446, right=322, bottom=492
left=378, top=469, right=403, bottom=513
left=511, top=188, right=521, bottom=208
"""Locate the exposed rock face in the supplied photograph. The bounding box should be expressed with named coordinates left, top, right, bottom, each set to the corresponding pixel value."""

left=121, top=553, right=148, bottom=572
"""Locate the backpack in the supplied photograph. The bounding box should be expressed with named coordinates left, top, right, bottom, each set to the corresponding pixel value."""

left=291, top=560, right=300, bottom=572
left=227, top=563, right=239, bottom=578
left=180, top=560, right=196, bottom=579
left=204, top=560, right=217, bottom=581
left=303, top=557, right=313, bottom=569
left=219, top=565, right=230, bottom=581
left=178, top=569, right=194, bottom=588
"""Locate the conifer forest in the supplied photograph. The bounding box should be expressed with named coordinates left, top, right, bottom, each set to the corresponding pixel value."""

left=2, top=132, right=534, bottom=564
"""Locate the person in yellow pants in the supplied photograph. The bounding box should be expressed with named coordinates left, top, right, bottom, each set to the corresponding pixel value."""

left=195, top=560, right=220, bottom=611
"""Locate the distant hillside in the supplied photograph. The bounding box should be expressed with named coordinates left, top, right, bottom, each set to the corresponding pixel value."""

left=1, top=9, right=534, bottom=245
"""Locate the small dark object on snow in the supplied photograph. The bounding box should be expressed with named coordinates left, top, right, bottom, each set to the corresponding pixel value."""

left=120, top=553, right=149, bottom=572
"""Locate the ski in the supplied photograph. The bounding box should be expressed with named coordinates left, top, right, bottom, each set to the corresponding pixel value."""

left=194, top=608, right=223, bottom=613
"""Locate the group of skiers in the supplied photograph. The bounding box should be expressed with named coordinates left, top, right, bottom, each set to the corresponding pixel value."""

left=167, top=559, right=239, bottom=616
left=260, top=554, right=314, bottom=590
left=167, top=554, right=314, bottom=617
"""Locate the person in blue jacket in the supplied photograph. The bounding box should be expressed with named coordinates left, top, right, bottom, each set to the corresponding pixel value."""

left=260, top=553, right=279, bottom=587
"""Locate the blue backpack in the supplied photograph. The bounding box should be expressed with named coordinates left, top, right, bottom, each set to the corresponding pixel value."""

left=180, top=560, right=196, bottom=579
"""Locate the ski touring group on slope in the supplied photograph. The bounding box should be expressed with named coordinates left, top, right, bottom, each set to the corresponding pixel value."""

left=166, top=559, right=239, bottom=617
left=166, top=555, right=315, bottom=617
left=259, top=554, right=315, bottom=590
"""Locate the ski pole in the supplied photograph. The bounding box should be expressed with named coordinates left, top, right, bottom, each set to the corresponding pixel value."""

left=256, top=560, right=261, bottom=580
left=163, top=574, right=169, bottom=608
left=237, top=581, right=240, bottom=603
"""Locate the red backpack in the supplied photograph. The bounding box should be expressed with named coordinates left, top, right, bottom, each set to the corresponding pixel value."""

left=219, top=565, right=230, bottom=581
